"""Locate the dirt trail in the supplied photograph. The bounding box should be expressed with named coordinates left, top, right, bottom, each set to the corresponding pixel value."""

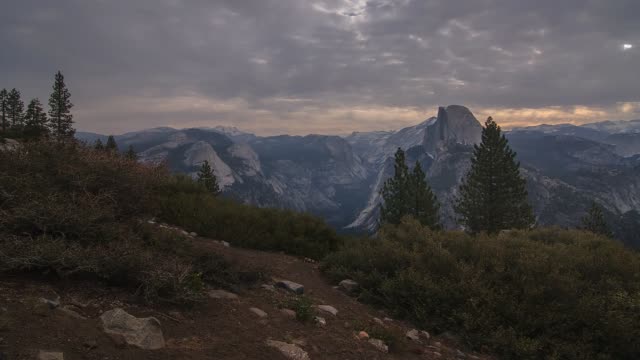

left=0, top=238, right=489, bottom=360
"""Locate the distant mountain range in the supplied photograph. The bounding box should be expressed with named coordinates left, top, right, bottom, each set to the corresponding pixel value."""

left=76, top=107, right=640, bottom=247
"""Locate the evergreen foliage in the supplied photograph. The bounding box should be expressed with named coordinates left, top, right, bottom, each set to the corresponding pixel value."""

left=197, top=160, right=221, bottom=195
left=105, top=135, right=118, bottom=152
left=48, top=71, right=75, bottom=139
left=455, top=117, right=534, bottom=233
left=6, top=88, right=24, bottom=130
left=380, top=148, right=440, bottom=229
left=0, top=89, right=8, bottom=132
left=94, top=138, right=104, bottom=150
left=23, top=98, right=49, bottom=139
left=581, top=201, right=613, bottom=238
left=125, top=145, right=137, bottom=160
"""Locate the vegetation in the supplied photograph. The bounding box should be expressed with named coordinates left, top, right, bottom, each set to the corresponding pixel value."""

left=582, top=201, right=613, bottom=238
left=48, top=71, right=75, bottom=139
left=380, top=147, right=440, bottom=230
left=197, top=160, right=221, bottom=195
left=322, top=217, right=640, bottom=359
left=105, top=135, right=118, bottom=152
left=455, top=117, right=534, bottom=233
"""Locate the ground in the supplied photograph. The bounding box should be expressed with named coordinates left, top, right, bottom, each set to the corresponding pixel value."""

left=0, top=236, right=490, bottom=360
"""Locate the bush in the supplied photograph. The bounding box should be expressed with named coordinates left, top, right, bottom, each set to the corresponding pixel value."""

left=322, top=218, right=640, bottom=359
left=155, top=175, right=342, bottom=259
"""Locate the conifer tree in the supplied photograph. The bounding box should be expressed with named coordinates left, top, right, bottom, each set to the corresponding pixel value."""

left=197, top=160, right=221, bottom=195
left=23, top=98, right=49, bottom=139
left=6, top=88, right=24, bottom=130
left=380, top=148, right=441, bottom=229
left=581, top=201, right=613, bottom=238
left=48, top=71, right=75, bottom=139
left=94, top=138, right=104, bottom=150
left=125, top=145, right=137, bottom=161
left=105, top=135, right=118, bottom=152
left=0, top=89, right=8, bottom=132
left=455, top=117, right=534, bottom=234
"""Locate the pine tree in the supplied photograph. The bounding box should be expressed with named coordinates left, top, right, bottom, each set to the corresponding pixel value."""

left=581, top=201, right=613, bottom=238
left=125, top=145, right=137, bottom=161
left=0, top=89, right=8, bottom=132
left=6, top=88, right=24, bottom=130
left=105, top=135, right=118, bottom=152
left=23, top=98, right=50, bottom=139
left=380, top=148, right=441, bottom=229
left=455, top=117, right=534, bottom=234
left=94, top=138, right=105, bottom=150
left=197, top=160, right=221, bottom=195
left=48, top=71, right=75, bottom=139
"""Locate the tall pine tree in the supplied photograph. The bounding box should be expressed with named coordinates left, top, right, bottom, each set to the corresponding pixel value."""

left=48, top=71, right=75, bottom=139
left=380, top=148, right=440, bottom=229
left=105, top=135, right=118, bottom=152
left=581, top=201, right=613, bottom=238
left=455, top=117, right=534, bottom=234
left=23, top=98, right=49, bottom=139
left=6, top=88, right=24, bottom=130
left=0, top=89, right=8, bottom=132
left=94, top=138, right=105, bottom=150
left=125, top=145, right=137, bottom=161
left=197, top=160, right=221, bottom=195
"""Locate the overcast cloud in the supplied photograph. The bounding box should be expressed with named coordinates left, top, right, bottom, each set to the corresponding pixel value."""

left=1, top=0, right=639, bottom=135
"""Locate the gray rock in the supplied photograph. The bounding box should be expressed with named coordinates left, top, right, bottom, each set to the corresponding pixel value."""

left=314, top=316, right=326, bottom=326
left=316, top=305, right=338, bottom=316
left=261, top=284, right=276, bottom=292
left=368, top=338, right=389, bottom=353
left=338, top=279, right=359, bottom=293
left=38, top=351, right=64, bottom=360
left=456, top=349, right=467, bottom=358
left=406, top=329, right=420, bottom=342
left=373, top=317, right=384, bottom=325
left=221, top=241, right=230, bottom=247
left=281, top=309, right=297, bottom=319
left=275, top=279, right=304, bottom=295
left=250, top=307, right=268, bottom=318
left=0, top=139, right=20, bottom=152
left=58, top=306, right=86, bottom=320
left=100, top=308, right=165, bottom=350
left=421, top=330, right=431, bottom=340
left=266, top=340, right=310, bottom=360
left=189, top=232, right=197, bottom=237
left=40, top=297, right=60, bottom=309
left=208, top=289, right=239, bottom=300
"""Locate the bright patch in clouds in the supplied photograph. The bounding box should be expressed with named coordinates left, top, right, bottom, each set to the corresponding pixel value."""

left=623, top=43, right=633, bottom=50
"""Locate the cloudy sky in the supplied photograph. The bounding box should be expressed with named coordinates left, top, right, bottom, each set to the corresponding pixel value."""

left=1, top=0, right=639, bottom=135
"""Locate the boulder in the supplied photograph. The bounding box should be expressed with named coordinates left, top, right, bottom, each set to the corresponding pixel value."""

left=316, top=305, right=338, bottom=316
left=368, top=338, right=389, bottom=353
left=208, top=289, right=239, bottom=299
left=406, top=329, right=420, bottom=342
left=275, top=280, right=304, bottom=294
left=281, top=309, right=297, bottom=319
left=266, top=340, right=310, bottom=360
left=100, top=308, right=165, bottom=350
left=38, top=351, right=64, bottom=360
left=357, top=331, right=369, bottom=340
left=314, top=316, right=326, bottom=326
left=250, top=307, right=268, bottom=318
left=338, top=279, right=359, bottom=294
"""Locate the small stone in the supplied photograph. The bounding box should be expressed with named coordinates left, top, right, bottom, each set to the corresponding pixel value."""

left=383, top=317, right=393, bottom=322
left=316, top=305, right=338, bottom=316
left=189, top=232, right=197, bottom=237
left=338, top=279, right=359, bottom=294
left=100, top=308, right=165, bottom=350
left=275, top=280, right=304, bottom=295
left=208, top=289, right=239, bottom=300
left=250, top=307, right=268, bottom=318
left=406, top=329, right=420, bottom=342
left=358, top=331, right=369, bottom=340
left=433, top=352, right=442, bottom=357
left=40, top=297, right=60, bottom=309
left=147, top=220, right=156, bottom=224
left=57, top=306, right=86, bottom=320
left=456, top=349, right=467, bottom=358
left=83, top=340, right=98, bottom=349
left=261, top=284, right=276, bottom=292
left=314, top=316, right=326, bottom=326
left=266, top=340, right=310, bottom=360
left=434, top=341, right=442, bottom=347
left=421, top=330, right=431, bottom=340
left=38, top=351, right=64, bottom=360
left=281, top=309, right=297, bottom=319
left=373, top=317, right=384, bottom=326
left=221, top=241, right=230, bottom=247
left=368, top=338, right=388, bottom=353
left=181, top=230, right=189, bottom=236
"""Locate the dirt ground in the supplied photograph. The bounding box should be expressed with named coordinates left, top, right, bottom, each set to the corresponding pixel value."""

left=0, top=238, right=490, bottom=360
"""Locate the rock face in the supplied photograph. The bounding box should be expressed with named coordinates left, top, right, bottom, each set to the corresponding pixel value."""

left=423, top=105, right=482, bottom=156
left=265, top=340, right=311, bottom=360
left=100, top=308, right=165, bottom=350
left=275, top=280, right=304, bottom=295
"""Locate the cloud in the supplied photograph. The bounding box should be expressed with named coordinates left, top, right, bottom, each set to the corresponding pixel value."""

left=1, top=0, right=639, bottom=135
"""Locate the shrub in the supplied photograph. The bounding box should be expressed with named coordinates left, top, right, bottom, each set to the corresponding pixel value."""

left=322, top=218, right=640, bottom=359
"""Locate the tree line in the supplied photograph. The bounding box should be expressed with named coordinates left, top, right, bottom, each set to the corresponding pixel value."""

left=380, top=117, right=612, bottom=236
left=0, top=71, right=74, bottom=141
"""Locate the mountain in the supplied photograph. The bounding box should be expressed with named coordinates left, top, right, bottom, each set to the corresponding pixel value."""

left=76, top=109, right=640, bottom=247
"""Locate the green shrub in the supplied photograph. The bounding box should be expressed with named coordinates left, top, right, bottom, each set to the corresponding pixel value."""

left=322, top=218, right=640, bottom=359
left=155, top=176, right=343, bottom=259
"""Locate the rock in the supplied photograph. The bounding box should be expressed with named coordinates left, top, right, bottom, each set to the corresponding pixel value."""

left=406, top=329, right=420, bottom=342
left=314, top=316, right=326, bottom=326
left=189, top=232, right=197, bottom=237
left=368, top=338, right=389, bottom=353
left=180, top=230, right=189, bottom=236
left=38, top=351, right=64, bottom=360
left=373, top=317, right=384, bottom=326
left=338, top=279, right=359, bottom=294
left=421, top=330, right=431, bottom=340
left=40, top=297, right=60, bottom=309
left=57, top=306, right=86, bottom=320
left=83, top=340, right=98, bottom=349
left=261, top=284, right=276, bottom=292
left=456, top=349, right=467, bottom=358
left=0, top=139, right=20, bottom=152
left=266, top=340, right=310, bottom=360
left=316, top=305, right=337, bottom=316
left=221, top=241, right=230, bottom=247
left=147, top=219, right=156, bottom=224
left=281, top=309, right=297, bottom=319
left=250, top=307, right=268, bottom=318
left=357, top=331, right=369, bottom=340
left=208, top=289, right=239, bottom=300
left=100, top=308, right=165, bottom=350
left=383, top=317, right=393, bottom=322
left=275, top=280, right=304, bottom=295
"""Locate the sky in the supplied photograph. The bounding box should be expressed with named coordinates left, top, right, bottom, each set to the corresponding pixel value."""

left=1, top=0, right=639, bottom=136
